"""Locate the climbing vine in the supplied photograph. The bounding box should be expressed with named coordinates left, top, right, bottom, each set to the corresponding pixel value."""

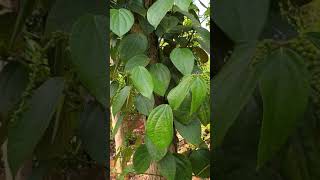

left=110, top=0, right=210, bottom=179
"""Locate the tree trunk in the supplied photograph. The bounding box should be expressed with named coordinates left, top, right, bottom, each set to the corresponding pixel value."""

left=111, top=110, right=125, bottom=176
left=140, top=0, right=178, bottom=179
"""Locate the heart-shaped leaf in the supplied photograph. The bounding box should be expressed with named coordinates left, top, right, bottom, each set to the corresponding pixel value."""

left=174, top=153, right=192, bottom=180
left=189, top=149, right=210, bottom=178
left=174, top=119, right=202, bottom=145
left=45, top=0, right=107, bottom=33
left=70, top=14, right=107, bottom=107
left=110, top=8, right=134, bottom=37
left=213, top=0, right=270, bottom=43
left=197, top=98, right=210, bottom=126
left=125, top=54, right=150, bottom=73
left=146, top=104, right=173, bottom=149
left=173, top=93, right=197, bottom=125
left=213, top=44, right=261, bottom=146
left=194, top=27, right=210, bottom=53
left=174, top=0, right=192, bottom=12
left=111, top=86, right=131, bottom=115
left=257, top=48, right=310, bottom=168
left=159, top=152, right=176, bottom=180
left=110, top=81, right=119, bottom=100
left=134, top=94, right=155, bottom=116
left=192, top=47, right=209, bottom=63
left=156, top=16, right=180, bottom=36
left=147, top=0, right=174, bottom=28
left=133, top=144, right=151, bottom=173
left=167, top=75, right=193, bottom=110
left=119, top=33, right=148, bottom=62
left=128, top=0, right=147, bottom=17
left=149, top=63, right=171, bottom=96
left=8, top=78, right=64, bottom=176
left=0, top=62, right=29, bottom=117
left=170, top=48, right=195, bottom=75
left=130, top=66, right=154, bottom=99
left=190, top=76, right=208, bottom=114
left=80, top=102, right=107, bottom=165
left=0, top=62, right=29, bottom=146
left=145, top=135, right=167, bottom=161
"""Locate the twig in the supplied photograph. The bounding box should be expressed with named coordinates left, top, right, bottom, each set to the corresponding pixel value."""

left=112, top=171, right=163, bottom=177
left=198, top=0, right=208, bottom=9
left=196, top=164, right=210, bottom=176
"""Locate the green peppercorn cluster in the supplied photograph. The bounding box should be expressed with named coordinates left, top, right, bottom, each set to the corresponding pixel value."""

left=287, top=36, right=320, bottom=107
left=252, top=39, right=280, bottom=65
left=200, top=73, right=210, bottom=93
left=10, top=38, right=50, bottom=123
left=25, top=9, right=45, bottom=33
left=252, top=36, right=320, bottom=114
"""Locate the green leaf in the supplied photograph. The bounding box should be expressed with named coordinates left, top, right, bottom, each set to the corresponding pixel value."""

left=213, top=44, right=261, bottom=146
left=70, top=14, right=107, bottom=107
left=149, top=63, right=171, bottom=96
left=110, top=81, right=119, bottom=100
left=145, top=135, right=167, bottom=161
left=189, top=149, right=210, bottom=178
left=125, top=54, right=150, bottom=72
left=193, top=47, right=209, bottom=63
left=174, top=0, right=192, bottom=11
left=133, top=144, right=151, bottom=173
left=194, top=27, right=210, bottom=53
left=257, top=48, right=310, bottom=168
left=167, top=75, right=193, bottom=110
left=128, top=0, right=147, bottom=17
left=158, top=16, right=180, bottom=34
left=0, top=62, right=29, bottom=118
left=174, top=93, right=197, bottom=124
left=147, top=0, right=174, bottom=28
left=146, top=104, right=174, bottom=149
left=174, top=119, right=202, bottom=145
left=173, top=153, right=192, bottom=180
left=111, top=86, right=131, bottom=115
left=119, top=33, right=148, bottom=62
left=173, top=7, right=200, bottom=26
left=159, top=153, right=176, bottom=180
left=197, top=98, right=210, bottom=126
left=111, top=113, right=124, bottom=139
left=35, top=106, right=77, bottom=161
left=130, top=66, right=154, bottom=98
left=80, top=102, right=107, bottom=165
left=0, top=62, right=29, bottom=146
left=110, top=8, right=134, bottom=37
left=138, top=15, right=155, bottom=34
left=170, top=48, right=195, bottom=75
left=190, top=76, right=208, bottom=114
left=45, top=0, right=107, bottom=33
left=134, top=94, right=155, bottom=116
left=8, top=78, right=64, bottom=176
left=117, top=165, right=135, bottom=180
left=213, top=0, right=270, bottom=43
